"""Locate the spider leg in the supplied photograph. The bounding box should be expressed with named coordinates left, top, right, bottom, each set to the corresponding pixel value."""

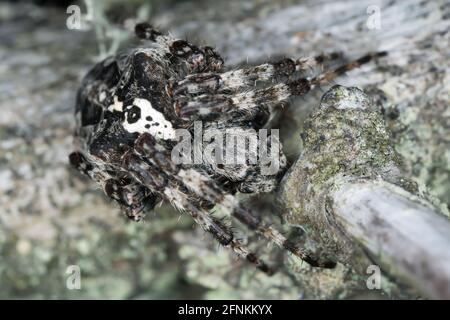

left=232, top=205, right=336, bottom=268
left=297, top=51, right=344, bottom=74
left=173, top=51, right=386, bottom=122
left=173, top=82, right=299, bottom=122
left=135, top=23, right=224, bottom=73
left=121, top=148, right=274, bottom=274
left=134, top=133, right=335, bottom=268
left=309, top=51, right=387, bottom=86
left=168, top=58, right=296, bottom=97
left=167, top=51, right=344, bottom=97
left=69, top=151, right=158, bottom=221
left=164, top=187, right=275, bottom=275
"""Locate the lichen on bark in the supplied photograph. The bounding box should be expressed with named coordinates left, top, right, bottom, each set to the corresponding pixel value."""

left=281, top=85, right=408, bottom=260
left=279, top=85, right=448, bottom=298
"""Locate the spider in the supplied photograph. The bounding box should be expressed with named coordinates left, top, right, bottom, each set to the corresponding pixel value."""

left=69, top=23, right=386, bottom=274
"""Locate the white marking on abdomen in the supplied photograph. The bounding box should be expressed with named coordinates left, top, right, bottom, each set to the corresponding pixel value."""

left=122, top=98, right=176, bottom=140
left=108, top=96, right=123, bottom=112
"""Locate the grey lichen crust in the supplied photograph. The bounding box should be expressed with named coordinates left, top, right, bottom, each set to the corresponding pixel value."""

left=280, top=85, right=418, bottom=266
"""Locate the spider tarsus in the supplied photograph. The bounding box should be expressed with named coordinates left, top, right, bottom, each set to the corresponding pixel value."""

left=135, top=22, right=162, bottom=41
left=246, top=253, right=276, bottom=276
left=282, top=239, right=336, bottom=269
left=301, top=255, right=337, bottom=269
left=311, top=51, right=388, bottom=86
left=314, top=51, right=343, bottom=64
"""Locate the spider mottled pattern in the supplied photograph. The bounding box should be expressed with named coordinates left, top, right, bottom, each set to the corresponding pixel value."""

left=70, top=23, right=386, bottom=274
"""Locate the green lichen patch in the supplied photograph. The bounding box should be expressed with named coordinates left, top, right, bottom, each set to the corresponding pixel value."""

left=279, top=86, right=417, bottom=293
left=279, top=85, right=447, bottom=298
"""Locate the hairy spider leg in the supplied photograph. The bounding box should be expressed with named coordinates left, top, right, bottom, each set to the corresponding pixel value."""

left=121, top=149, right=275, bottom=274
left=167, top=51, right=344, bottom=97
left=134, top=23, right=224, bottom=73
left=309, top=51, right=387, bottom=86
left=134, top=133, right=336, bottom=268
left=168, top=58, right=295, bottom=96
left=296, top=51, right=344, bottom=73
left=173, top=83, right=294, bottom=122
left=69, top=151, right=158, bottom=220
left=173, top=52, right=387, bottom=122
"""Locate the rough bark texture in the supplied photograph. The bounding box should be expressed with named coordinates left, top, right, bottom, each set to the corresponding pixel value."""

left=0, top=0, right=448, bottom=299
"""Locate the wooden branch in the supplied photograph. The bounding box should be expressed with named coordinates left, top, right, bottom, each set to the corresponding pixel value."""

left=280, top=85, right=450, bottom=299
left=332, top=180, right=450, bottom=299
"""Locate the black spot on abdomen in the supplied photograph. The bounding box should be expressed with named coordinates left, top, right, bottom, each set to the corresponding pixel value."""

left=127, top=105, right=141, bottom=124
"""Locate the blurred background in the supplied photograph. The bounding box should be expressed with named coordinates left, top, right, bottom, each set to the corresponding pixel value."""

left=0, top=0, right=448, bottom=299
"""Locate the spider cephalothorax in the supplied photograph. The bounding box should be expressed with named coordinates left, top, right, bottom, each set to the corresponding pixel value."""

left=70, top=23, right=386, bottom=273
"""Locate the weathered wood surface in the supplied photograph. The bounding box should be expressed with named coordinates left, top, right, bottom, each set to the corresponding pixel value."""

left=333, top=181, right=450, bottom=299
